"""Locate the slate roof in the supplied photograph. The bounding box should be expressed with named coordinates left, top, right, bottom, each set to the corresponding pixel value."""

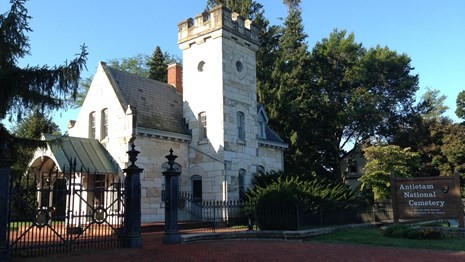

left=102, top=62, right=187, bottom=135
left=257, top=104, right=285, bottom=144
left=43, top=134, right=119, bottom=174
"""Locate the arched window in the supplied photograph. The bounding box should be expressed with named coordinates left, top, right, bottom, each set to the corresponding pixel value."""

left=89, top=111, right=96, bottom=139
left=238, top=169, right=246, bottom=199
left=257, top=165, right=265, bottom=176
left=101, top=108, right=108, bottom=139
left=199, top=112, right=207, bottom=141
left=237, top=111, right=245, bottom=140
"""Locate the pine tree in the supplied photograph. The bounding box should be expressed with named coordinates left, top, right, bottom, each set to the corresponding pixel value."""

left=1, top=0, right=87, bottom=156
left=270, top=0, right=311, bottom=175
left=146, top=46, right=167, bottom=81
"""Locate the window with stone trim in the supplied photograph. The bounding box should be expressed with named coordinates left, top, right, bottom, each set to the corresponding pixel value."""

left=199, top=112, right=207, bottom=141
left=89, top=111, right=96, bottom=139
left=101, top=108, right=108, bottom=139
left=237, top=111, right=245, bottom=140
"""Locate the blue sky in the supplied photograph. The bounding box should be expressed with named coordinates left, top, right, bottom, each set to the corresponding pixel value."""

left=5, top=0, right=465, bottom=132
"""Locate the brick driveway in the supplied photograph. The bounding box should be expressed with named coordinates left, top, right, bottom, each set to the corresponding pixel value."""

left=11, top=232, right=465, bottom=262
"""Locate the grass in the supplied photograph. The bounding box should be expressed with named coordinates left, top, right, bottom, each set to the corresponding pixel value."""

left=309, top=227, right=465, bottom=252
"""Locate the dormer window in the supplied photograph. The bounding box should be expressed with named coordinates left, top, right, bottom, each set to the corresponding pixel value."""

left=349, top=160, right=358, bottom=173
left=89, top=111, right=96, bottom=139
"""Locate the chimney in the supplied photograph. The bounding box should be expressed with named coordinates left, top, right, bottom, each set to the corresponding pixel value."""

left=167, top=63, right=183, bottom=94
left=68, top=120, right=76, bottom=129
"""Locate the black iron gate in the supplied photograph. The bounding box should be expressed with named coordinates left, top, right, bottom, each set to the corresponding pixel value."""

left=7, top=165, right=125, bottom=257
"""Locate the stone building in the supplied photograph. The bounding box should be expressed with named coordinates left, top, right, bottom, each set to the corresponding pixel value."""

left=29, top=5, right=287, bottom=223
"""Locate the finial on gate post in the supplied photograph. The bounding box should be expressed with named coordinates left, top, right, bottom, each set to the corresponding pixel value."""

left=127, top=143, right=140, bottom=168
left=165, top=148, right=177, bottom=170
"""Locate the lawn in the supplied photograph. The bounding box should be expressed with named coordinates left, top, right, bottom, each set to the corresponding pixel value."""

left=310, top=227, right=465, bottom=252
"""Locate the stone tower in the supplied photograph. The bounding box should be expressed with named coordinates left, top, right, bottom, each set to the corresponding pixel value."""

left=178, top=6, right=260, bottom=201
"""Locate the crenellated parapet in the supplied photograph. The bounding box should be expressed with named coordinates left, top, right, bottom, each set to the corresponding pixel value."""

left=177, top=5, right=259, bottom=50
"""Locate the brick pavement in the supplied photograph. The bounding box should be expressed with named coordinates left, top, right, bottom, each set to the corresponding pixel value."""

left=10, top=231, right=465, bottom=262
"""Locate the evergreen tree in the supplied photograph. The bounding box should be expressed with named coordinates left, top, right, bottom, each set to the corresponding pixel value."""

left=1, top=0, right=87, bottom=156
left=270, top=0, right=311, bottom=176
left=11, top=112, right=60, bottom=177
left=455, top=90, right=465, bottom=121
left=147, top=46, right=167, bottom=82
left=206, top=0, right=263, bottom=20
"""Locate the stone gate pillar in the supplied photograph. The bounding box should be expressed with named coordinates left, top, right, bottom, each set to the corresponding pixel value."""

left=122, top=143, right=143, bottom=248
left=162, top=149, right=181, bottom=244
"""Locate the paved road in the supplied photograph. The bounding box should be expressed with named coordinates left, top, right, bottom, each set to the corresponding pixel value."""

left=10, top=232, right=465, bottom=262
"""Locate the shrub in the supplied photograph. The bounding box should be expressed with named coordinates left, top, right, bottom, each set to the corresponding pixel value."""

left=417, top=227, right=443, bottom=240
left=383, top=224, right=408, bottom=238
left=383, top=224, right=444, bottom=240
left=245, top=173, right=363, bottom=230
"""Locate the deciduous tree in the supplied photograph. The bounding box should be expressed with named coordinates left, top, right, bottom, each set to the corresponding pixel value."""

left=359, top=145, right=421, bottom=201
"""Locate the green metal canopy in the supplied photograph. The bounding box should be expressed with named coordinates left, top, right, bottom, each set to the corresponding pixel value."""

left=43, top=134, right=119, bottom=174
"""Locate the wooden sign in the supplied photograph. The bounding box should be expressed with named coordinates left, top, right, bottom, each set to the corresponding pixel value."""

left=390, top=176, right=464, bottom=227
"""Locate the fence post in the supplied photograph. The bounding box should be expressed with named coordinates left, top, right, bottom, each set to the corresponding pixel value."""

left=122, top=143, right=144, bottom=248
left=162, top=149, right=181, bottom=244
left=0, top=150, right=12, bottom=261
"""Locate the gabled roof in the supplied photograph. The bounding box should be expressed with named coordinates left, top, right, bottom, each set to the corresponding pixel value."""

left=43, top=134, right=119, bottom=174
left=257, top=104, right=287, bottom=147
left=101, top=62, right=187, bottom=135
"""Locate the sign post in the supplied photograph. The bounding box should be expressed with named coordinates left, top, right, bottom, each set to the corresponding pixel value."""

left=391, top=176, right=464, bottom=227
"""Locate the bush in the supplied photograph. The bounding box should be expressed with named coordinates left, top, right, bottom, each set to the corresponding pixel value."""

left=383, top=224, right=408, bottom=238
left=384, top=224, right=444, bottom=240
left=244, top=173, right=363, bottom=230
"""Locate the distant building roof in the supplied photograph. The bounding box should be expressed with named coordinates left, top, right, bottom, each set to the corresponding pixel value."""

left=101, top=62, right=187, bottom=135
left=43, top=134, right=119, bottom=174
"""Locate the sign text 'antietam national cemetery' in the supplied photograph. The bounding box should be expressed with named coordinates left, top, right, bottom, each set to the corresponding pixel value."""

left=391, top=176, right=464, bottom=227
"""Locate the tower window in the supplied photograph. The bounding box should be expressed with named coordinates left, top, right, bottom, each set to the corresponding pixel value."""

left=199, top=112, right=207, bottom=141
left=236, top=60, right=243, bottom=72
left=197, top=61, right=205, bottom=72
left=101, top=108, right=108, bottom=139
left=237, top=111, right=245, bottom=140
left=89, top=111, right=96, bottom=139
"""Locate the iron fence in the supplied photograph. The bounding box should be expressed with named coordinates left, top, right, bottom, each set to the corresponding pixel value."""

left=7, top=165, right=125, bottom=257
left=176, top=193, right=393, bottom=233
left=177, top=192, right=250, bottom=233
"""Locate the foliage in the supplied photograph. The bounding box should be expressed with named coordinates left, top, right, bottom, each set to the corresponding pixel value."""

left=147, top=46, right=167, bottom=82
left=0, top=0, right=87, bottom=123
left=383, top=224, right=444, bottom=240
left=10, top=112, right=59, bottom=176
left=245, top=172, right=361, bottom=230
left=246, top=172, right=359, bottom=213
left=0, top=0, right=87, bottom=158
left=359, top=145, right=421, bottom=200
left=268, top=0, right=313, bottom=176
left=455, top=90, right=465, bottom=120
left=206, top=0, right=263, bottom=20
left=417, top=88, right=449, bottom=120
